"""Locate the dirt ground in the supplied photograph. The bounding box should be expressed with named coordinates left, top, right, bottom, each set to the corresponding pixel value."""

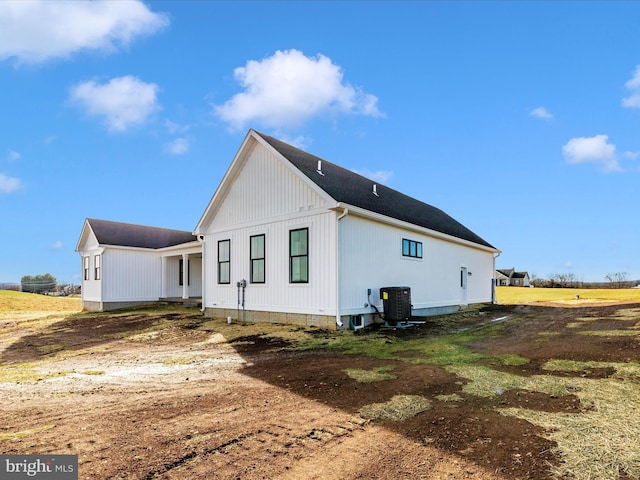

left=1, top=302, right=639, bottom=479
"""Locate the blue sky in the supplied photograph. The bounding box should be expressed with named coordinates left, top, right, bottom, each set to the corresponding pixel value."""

left=1, top=1, right=640, bottom=285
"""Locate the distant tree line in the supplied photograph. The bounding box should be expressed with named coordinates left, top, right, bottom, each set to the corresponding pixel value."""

left=529, top=271, right=638, bottom=289
left=20, top=273, right=57, bottom=294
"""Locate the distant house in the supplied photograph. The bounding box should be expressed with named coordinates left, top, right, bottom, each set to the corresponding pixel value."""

left=77, top=130, right=500, bottom=328
left=496, top=268, right=530, bottom=287
left=75, top=218, right=202, bottom=311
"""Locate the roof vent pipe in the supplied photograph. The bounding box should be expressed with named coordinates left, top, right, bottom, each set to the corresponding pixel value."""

left=372, top=184, right=379, bottom=197
left=316, top=160, right=324, bottom=176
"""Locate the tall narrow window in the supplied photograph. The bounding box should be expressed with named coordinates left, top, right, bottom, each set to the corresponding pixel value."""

left=179, top=258, right=190, bottom=286
left=402, top=238, right=423, bottom=259
left=250, top=234, right=265, bottom=283
left=83, top=256, right=90, bottom=281
left=289, top=228, right=308, bottom=283
left=218, top=240, right=230, bottom=284
left=94, top=254, right=101, bottom=280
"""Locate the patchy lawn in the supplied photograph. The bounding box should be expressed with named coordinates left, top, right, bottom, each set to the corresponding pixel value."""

left=1, top=299, right=640, bottom=479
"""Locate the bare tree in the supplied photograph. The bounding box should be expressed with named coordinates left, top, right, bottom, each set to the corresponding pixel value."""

left=605, top=272, right=629, bottom=289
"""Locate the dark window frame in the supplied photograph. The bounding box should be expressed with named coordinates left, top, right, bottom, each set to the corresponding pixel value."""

left=289, top=228, right=309, bottom=284
left=250, top=234, right=265, bottom=284
left=218, top=239, right=231, bottom=285
left=402, top=238, right=423, bottom=259
left=179, top=258, right=190, bottom=286
left=94, top=254, right=101, bottom=280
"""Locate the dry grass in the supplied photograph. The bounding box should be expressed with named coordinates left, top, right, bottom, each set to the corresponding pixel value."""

left=358, top=395, right=432, bottom=421
left=448, top=362, right=640, bottom=480
left=496, top=287, right=640, bottom=306
left=343, top=366, right=396, bottom=383
left=0, top=290, right=80, bottom=319
left=0, top=424, right=56, bottom=441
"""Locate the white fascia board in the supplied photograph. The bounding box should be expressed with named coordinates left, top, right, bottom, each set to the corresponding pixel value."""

left=194, top=130, right=258, bottom=234
left=75, top=219, right=92, bottom=252
left=156, top=241, right=203, bottom=255
left=334, top=203, right=501, bottom=254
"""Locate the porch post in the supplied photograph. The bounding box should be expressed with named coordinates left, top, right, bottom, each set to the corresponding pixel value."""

left=182, top=253, right=189, bottom=299
left=161, top=256, right=167, bottom=299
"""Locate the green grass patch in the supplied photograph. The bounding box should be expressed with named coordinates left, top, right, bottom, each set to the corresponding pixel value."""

left=343, top=366, right=396, bottom=383
left=495, top=353, right=530, bottom=366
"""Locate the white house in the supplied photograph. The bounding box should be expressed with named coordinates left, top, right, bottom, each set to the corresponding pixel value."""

left=193, top=130, right=500, bottom=329
left=77, top=130, right=499, bottom=327
left=76, top=218, right=202, bottom=311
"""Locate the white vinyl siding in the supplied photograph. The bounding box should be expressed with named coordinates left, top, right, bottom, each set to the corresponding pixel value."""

left=338, top=215, right=495, bottom=315
left=101, top=249, right=161, bottom=302
left=208, top=143, right=326, bottom=231
left=203, top=212, right=336, bottom=315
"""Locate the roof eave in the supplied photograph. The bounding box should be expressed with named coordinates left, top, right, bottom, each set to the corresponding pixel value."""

left=334, top=203, right=501, bottom=254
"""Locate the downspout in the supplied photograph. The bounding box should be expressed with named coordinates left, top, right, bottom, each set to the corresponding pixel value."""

left=197, top=234, right=206, bottom=313
left=492, top=251, right=501, bottom=304
left=335, top=207, right=349, bottom=328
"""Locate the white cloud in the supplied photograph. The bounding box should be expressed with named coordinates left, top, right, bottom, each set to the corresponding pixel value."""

left=564, top=261, right=573, bottom=269
left=530, top=106, right=553, bottom=120
left=7, top=149, right=20, bottom=161
left=0, top=0, right=168, bottom=64
left=163, top=138, right=189, bottom=156
left=0, top=173, right=22, bottom=193
left=353, top=168, right=394, bottom=184
left=562, top=134, right=621, bottom=172
left=49, top=240, right=64, bottom=251
left=214, top=49, right=383, bottom=130
left=623, top=150, right=640, bottom=160
left=69, top=76, right=161, bottom=132
left=622, top=65, right=640, bottom=108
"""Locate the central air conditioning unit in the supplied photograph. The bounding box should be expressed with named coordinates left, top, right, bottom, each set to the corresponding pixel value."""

left=379, top=286, right=411, bottom=325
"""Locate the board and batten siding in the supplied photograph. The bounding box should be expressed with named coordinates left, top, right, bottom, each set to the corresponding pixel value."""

left=338, top=215, right=495, bottom=315
left=204, top=210, right=337, bottom=316
left=209, top=142, right=328, bottom=230
left=102, top=248, right=161, bottom=302
left=202, top=142, right=338, bottom=316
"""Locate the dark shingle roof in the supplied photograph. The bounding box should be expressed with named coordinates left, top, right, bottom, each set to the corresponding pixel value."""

left=256, top=132, right=495, bottom=249
left=87, top=218, right=196, bottom=249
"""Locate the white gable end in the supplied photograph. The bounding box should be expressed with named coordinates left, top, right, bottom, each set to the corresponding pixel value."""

left=206, top=142, right=327, bottom=232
